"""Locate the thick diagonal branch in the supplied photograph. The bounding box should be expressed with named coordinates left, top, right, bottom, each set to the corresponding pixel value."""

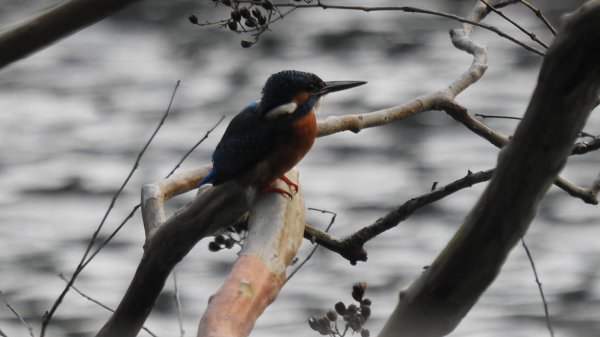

left=96, top=182, right=247, bottom=337
left=379, top=2, right=600, bottom=336
left=0, top=0, right=142, bottom=69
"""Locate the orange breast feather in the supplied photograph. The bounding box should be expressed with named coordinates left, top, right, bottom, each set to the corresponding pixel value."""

left=266, top=111, right=317, bottom=180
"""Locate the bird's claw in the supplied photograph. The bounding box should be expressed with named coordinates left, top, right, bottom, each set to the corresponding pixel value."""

left=277, top=175, right=299, bottom=192
left=260, top=175, right=299, bottom=199
left=260, top=185, right=294, bottom=199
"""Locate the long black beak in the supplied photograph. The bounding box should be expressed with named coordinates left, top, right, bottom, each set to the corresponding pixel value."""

left=318, top=80, right=367, bottom=95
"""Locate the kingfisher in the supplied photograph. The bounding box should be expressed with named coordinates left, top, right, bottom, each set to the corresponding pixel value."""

left=197, top=70, right=366, bottom=197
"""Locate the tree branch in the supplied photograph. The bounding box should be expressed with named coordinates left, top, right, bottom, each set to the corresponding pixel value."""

left=0, top=0, right=143, bottom=69
left=379, top=1, right=600, bottom=335
left=518, top=0, right=557, bottom=35
left=446, top=104, right=599, bottom=204
left=198, top=171, right=305, bottom=337
left=316, top=0, right=497, bottom=137
left=480, top=0, right=549, bottom=49
left=304, top=169, right=495, bottom=265
left=269, top=1, right=545, bottom=55
left=96, top=182, right=248, bottom=337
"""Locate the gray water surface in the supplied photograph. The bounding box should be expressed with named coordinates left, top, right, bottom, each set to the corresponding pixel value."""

left=1, top=1, right=598, bottom=336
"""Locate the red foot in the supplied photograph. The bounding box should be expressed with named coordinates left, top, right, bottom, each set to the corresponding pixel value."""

left=278, top=175, right=299, bottom=192
left=260, top=185, right=293, bottom=199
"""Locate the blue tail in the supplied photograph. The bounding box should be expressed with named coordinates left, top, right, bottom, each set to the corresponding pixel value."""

left=197, top=169, right=216, bottom=187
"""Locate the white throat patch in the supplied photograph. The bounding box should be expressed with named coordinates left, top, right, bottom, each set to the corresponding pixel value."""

left=264, top=102, right=298, bottom=119
left=313, top=97, right=323, bottom=115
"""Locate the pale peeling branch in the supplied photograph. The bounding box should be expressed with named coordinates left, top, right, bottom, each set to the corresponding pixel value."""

left=379, top=2, right=600, bottom=336
left=316, top=1, right=493, bottom=137
left=96, top=181, right=248, bottom=337
left=198, top=170, right=305, bottom=337
left=97, top=169, right=304, bottom=337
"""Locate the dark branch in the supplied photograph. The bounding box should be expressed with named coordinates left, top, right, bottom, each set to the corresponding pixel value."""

left=96, top=183, right=247, bottom=337
left=42, top=81, right=180, bottom=337
left=305, top=169, right=495, bottom=264
left=0, top=0, right=143, bottom=69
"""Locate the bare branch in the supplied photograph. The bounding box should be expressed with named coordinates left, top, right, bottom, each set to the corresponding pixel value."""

left=316, top=1, right=493, bottom=137
left=41, top=80, right=180, bottom=337
left=165, top=116, right=225, bottom=179
left=572, top=137, right=600, bottom=155
left=304, top=170, right=494, bottom=265
left=480, top=0, right=549, bottom=48
left=197, top=171, right=305, bottom=337
left=0, top=0, right=143, bottom=69
left=268, top=2, right=545, bottom=55
left=96, top=182, right=248, bottom=337
left=519, top=0, right=557, bottom=35
left=287, top=208, right=337, bottom=281
left=380, top=2, right=600, bottom=335
left=446, top=105, right=598, bottom=204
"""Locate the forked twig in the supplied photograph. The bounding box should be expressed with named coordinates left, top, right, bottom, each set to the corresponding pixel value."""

left=287, top=208, right=337, bottom=282
left=41, top=81, right=181, bottom=336
left=251, top=2, right=545, bottom=55
left=480, top=0, right=549, bottom=48
left=518, top=0, right=557, bottom=35
left=165, top=116, right=225, bottom=179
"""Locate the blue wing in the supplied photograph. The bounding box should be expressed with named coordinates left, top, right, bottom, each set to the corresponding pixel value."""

left=200, top=102, right=273, bottom=186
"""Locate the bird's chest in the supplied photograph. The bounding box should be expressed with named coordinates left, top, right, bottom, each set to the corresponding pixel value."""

left=269, top=112, right=317, bottom=171
left=289, top=111, right=317, bottom=153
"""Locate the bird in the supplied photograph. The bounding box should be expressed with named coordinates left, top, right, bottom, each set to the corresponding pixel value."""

left=197, top=70, right=366, bottom=197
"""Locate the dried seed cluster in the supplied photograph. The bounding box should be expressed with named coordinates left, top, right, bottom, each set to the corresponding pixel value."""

left=188, top=0, right=279, bottom=48
left=208, top=220, right=248, bottom=252
left=308, top=282, right=372, bottom=337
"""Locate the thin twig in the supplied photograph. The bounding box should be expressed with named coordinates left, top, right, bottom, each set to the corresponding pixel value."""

left=0, top=327, right=8, bottom=337
left=521, top=238, right=554, bottom=337
left=41, top=81, right=181, bottom=336
left=81, top=204, right=141, bottom=269
left=268, top=3, right=545, bottom=56
left=475, top=113, right=522, bottom=120
left=480, top=0, right=549, bottom=49
left=58, top=275, right=112, bottom=311
left=172, top=271, right=185, bottom=337
left=0, top=289, right=35, bottom=337
left=165, top=116, right=225, bottom=179
left=518, top=0, right=557, bottom=35
left=57, top=274, right=159, bottom=337
left=84, top=115, right=226, bottom=267
left=286, top=208, right=337, bottom=282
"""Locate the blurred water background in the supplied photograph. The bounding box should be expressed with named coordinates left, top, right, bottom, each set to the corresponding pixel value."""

left=1, top=0, right=599, bottom=336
